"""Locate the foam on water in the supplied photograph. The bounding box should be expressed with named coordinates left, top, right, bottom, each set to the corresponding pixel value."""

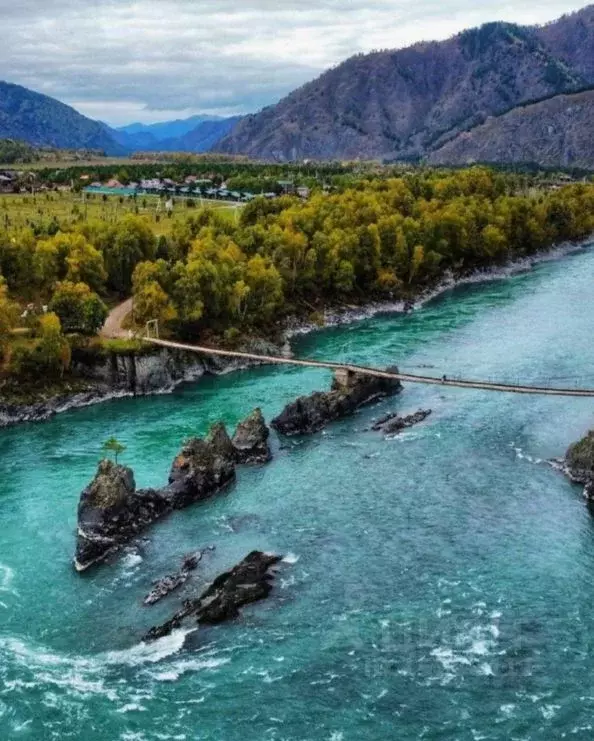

left=121, top=552, right=144, bottom=570
left=0, top=627, right=199, bottom=709
left=148, top=656, right=231, bottom=682
left=101, top=628, right=196, bottom=667
left=0, top=563, right=17, bottom=596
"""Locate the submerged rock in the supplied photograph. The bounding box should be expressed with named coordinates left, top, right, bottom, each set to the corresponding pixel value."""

left=372, top=409, right=432, bottom=435
left=271, top=367, right=403, bottom=436
left=74, top=460, right=169, bottom=572
left=143, top=548, right=213, bottom=606
left=144, top=551, right=283, bottom=641
left=232, top=408, right=272, bottom=464
left=143, top=572, right=190, bottom=606
left=564, top=430, right=594, bottom=498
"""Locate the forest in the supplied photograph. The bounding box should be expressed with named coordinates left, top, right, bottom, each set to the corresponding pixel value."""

left=1, top=167, right=594, bottom=389
left=36, top=158, right=353, bottom=189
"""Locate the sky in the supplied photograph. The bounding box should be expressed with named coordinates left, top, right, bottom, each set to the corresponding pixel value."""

left=0, top=0, right=590, bottom=126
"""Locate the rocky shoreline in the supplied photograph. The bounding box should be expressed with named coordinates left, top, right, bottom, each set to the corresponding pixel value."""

left=560, top=429, right=594, bottom=499
left=284, top=238, right=591, bottom=337
left=3, top=238, right=589, bottom=430
left=0, top=339, right=281, bottom=428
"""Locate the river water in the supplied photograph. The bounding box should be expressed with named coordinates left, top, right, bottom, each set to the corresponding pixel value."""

left=3, top=245, right=594, bottom=740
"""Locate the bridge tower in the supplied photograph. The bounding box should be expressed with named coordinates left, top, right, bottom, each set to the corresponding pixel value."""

left=334, top=367, right=357, bottom=388
left=145, top=320, right=159, bottom=339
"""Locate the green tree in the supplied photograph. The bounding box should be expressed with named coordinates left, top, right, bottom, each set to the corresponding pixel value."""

left=37, top=312, right=71, bottom=376
left=10, top=312, right=71, bottom=380
left=0, top=229, right=36, bottom=291
left=105, top=215, right=156, bottom=294
left=0, top=276, right=17, bottom=361
left=102, top=437, right=126, bottom=464
left=65, top=235, right=107, bottom=293
left=133, top=281, right=177, bottom=327
left=49, top=281, right=108, bottom=335
left=244, top=255, right=283, bottom=323
left=33, top=238, right=61, bottom=290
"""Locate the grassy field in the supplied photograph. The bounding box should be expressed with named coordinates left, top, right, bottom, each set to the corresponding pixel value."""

left=0, top=156, right=170, bottom=171
left=0, top=190, right=240, bottom=235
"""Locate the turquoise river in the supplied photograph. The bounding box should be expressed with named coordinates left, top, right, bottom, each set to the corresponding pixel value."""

left=3, top=245, right=594, bottom=740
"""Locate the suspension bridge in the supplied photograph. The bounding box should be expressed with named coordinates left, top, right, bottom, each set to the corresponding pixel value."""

left=142, top=329, right=594, bottom=398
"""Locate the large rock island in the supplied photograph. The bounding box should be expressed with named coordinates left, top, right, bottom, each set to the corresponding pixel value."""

left=74, top=409, right=273, bottom=572
left=272, top=367, right=403, bottom=435
left=75, top=460, right=170, bottom=573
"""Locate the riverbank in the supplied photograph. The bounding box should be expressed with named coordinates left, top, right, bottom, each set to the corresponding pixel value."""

left=1, top=237, right=591, bottom=428
left=0, top=338, right=282, bottom=428
left=283, top=238, right=592, bottom=337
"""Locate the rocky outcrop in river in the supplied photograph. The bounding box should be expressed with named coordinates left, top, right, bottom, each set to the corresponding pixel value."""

left=74, top=411, right=273, bottom=572
left=74, top=460, right=170, bottom=572
left=167, top=434, right=236, bottom=509
left=271, top=367, right=403, bottom=435
left=564, top=430, right=594, bottom=498
left=232, top=408, right=272, bottom=464
left=144, top=551, right=283, bottom=641
left=371, top=409, right=432, bottom=435
left=143, top=549, right=214, bottom=606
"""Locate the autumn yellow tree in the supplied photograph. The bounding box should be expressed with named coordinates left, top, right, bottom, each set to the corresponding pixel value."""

left=0, top=276, right=17, bottom=361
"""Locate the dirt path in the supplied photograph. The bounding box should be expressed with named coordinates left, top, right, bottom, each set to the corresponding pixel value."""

left=100, top=298, right=134, bottom=339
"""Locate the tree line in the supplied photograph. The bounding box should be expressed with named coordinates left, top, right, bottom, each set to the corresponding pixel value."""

left=36, top=159, right=352, bottom=188
left=1, top=167, right=594, bottom=384
left=129, top=168, right=594, bottom=340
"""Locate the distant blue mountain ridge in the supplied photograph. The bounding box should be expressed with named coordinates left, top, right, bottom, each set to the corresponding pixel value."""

left=117, top=115, right=224, bottom=140
left=107, top=115, right=244, bottom=153
left=0, top=79, right=244, bottom=155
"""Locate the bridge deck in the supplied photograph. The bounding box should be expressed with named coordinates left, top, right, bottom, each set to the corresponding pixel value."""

left=144, top=337, right=594, bottom=398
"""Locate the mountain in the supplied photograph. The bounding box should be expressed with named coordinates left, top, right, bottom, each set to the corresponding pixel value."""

left=427, top=88, right=594, bottom=169
left=109, top=115, right=243, bottom=153
left=216, top=5, right=594, bottom=163
left=0, top=80, right=123, bottom=154
left=117, top=115, right=223, bottom=141
left=164, top=116, right=243, bottom=152
left=106, top=127, right=161, bottom=152
left=0, top=80, right=239, bottom=156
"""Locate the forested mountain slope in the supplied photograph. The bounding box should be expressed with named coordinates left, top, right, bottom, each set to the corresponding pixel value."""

left=0, top=81, right=123, bottom=154
left=216, top=6, right=594, bottom=162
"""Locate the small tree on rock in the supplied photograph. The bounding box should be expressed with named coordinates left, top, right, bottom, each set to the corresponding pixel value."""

left=102, top=437, right=126, bottom=465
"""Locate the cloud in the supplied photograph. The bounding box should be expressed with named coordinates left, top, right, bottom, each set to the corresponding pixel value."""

left=0, top=0, right=588, bottom=124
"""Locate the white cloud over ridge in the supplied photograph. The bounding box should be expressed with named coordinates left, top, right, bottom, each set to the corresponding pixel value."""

left=0, top=0, right=588, bottom=125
